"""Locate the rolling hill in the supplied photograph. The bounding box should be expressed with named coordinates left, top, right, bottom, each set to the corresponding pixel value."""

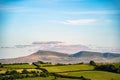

left=0, top=50, right=120, bottom=64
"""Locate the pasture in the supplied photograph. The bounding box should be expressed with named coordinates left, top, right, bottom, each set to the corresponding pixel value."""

left=17, top=76, right=76, bottom=80
left=4, top=64, right=36, bottom=69
left=0, top=63, right=120, bottom=80
left=42, top=64, right=94, bottom=72
left=61, top=71, right=120, bottom=80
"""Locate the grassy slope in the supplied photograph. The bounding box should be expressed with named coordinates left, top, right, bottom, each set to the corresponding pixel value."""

left=17, top=77, right=53, bottom=80
left=1, top=64, right=120, bottom=80
left=43, top=64, right=94, bottom=72
left=0, top=64, right=40, bottom=73
left=65, top=71, right=120, bottom=80
left=4, top=64, right=36, bottom=69
left=42, top=64, right=120, bottom=80
left=17, top=76, right=78, bottom=80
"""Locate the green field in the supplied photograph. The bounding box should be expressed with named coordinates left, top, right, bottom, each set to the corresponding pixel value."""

left=61, top=71, right=120, bottom=80
left=17, top=76, right=54, bottom=80
left=41, top=64, right=120, bottom=80
left=0, top=69, right=41, bottom=73
left=17, top=76, right=76, bottom=80
left=43, top=64, right=94, bottom=72
left=0, top=64, right=40, bottom=73
left=4, top=64, right=36, bottom=69
left=0, top=63, right=120, bottom=80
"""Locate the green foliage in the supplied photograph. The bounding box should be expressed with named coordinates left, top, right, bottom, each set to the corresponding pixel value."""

left=40, top=72, right=49, bottom=77
left=0, top=63, right=3, bottom=68
left=5, top=70, right=18, bottom=75
left=95, top=64, right=120, bottom=73
left=22, top=69, right=29, bottom=74
left=89, top=61, right=96, bottom=66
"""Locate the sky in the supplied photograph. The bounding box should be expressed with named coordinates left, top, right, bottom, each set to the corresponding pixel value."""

left=0, top=0, right=120, bottom=58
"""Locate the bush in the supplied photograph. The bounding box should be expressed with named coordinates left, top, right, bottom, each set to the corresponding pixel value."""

left=5, top=70, right=18, bottom=75
left=22, top=69, right=29, bottom=74
left=89, top=61, right=96, bottom=66
left=0, top=63, right=3, bottom=68
left=40, top=72, right=49, bottom=77
left=95, top=64, right=120, bottom=73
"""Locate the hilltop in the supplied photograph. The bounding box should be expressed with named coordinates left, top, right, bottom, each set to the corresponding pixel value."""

left=0, top=50, right=120, bottom=64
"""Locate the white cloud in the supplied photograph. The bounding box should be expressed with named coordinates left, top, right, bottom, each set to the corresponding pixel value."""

left=32, top=41, right=63, bottom=44
left=62, top=19, right=96, bottom=25
left=12, top=41, right=91, bottom=54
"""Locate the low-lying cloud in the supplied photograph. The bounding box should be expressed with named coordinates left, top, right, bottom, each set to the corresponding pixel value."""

left=62, top=19, right=96, bottom=25
left=0, top=41, right=120, bottom=59
left=32, top=41, right=63, bottom=45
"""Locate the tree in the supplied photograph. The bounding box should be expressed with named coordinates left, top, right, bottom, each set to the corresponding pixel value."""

left=10, top=70, right=18, bottom=75
left=5, top=70, right=10, bottom=75
left=0, top=63, right=3, bottom=68
left=116, top=66, right=120, bottom=73
left=22, top=69, right=29, bottom=74
left=5, top=70, right=18, bottom=75
left=89, top=61, right=96, bottom=66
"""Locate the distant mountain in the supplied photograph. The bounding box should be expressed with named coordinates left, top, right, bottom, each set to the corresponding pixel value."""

left=69, top=51, right=120, bottom=63
left=71, top=51, right=120, bottom=58
left=33, top=50, right=69, bottom=57
left=103, top=53, right=120, bottom=58
left=0, top=50, right=120, bottom=64
left=0, top=50, right=69, bottom=64
left=70, top=51, right=103, bottom=57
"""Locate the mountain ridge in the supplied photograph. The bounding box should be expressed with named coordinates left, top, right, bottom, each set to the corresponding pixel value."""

left=0, top=50, right=120, bottom=64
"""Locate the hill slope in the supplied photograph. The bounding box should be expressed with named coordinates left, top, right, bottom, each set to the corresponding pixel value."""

left=0, top=50, right=120, bottom=64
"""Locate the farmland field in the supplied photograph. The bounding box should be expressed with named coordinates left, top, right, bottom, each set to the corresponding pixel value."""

left=61, top=71, right=120, bottom=80
left=17, top=76, right=54, bottom=80
left=17, top=76, right=77, bottom=80
left=0, top=69, right=41, bottom=73
left=4, top=64, right=36, bottom=69
left=0, top=63, right=120, bottom=80
left=0, top=64, right=40, bottom=74
left=42, top=64, right=94, bottom=72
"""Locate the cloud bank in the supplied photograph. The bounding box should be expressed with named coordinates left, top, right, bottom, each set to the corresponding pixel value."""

left=0, top=41, right=120, bottom=59
left=62, top=19, right=96, bottom=25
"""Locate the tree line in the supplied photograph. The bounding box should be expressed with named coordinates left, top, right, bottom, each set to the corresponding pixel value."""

left=95, top=64, right=120, bottom=73
left=89, top=61, right=120, bottom=74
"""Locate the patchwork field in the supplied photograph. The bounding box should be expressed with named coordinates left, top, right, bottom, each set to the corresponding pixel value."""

left=61, top=71, right=120, bottom=80
left=0, top=63, right=120, bottom=80
left=43, top=64, right=94, bottom=72
left=17, top=76, right=76, bottom=80
left=4, top=64, right=36, bottom=69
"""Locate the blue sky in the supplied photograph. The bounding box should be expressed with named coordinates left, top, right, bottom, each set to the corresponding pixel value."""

left=0, top=0, right=120, bottom=48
